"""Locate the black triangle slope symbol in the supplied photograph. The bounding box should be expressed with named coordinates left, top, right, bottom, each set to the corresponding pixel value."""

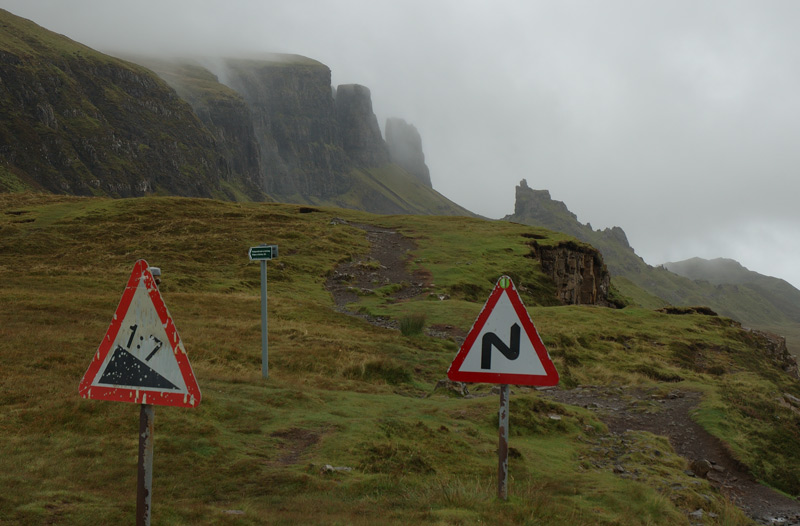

left=98, top=346, right=180, bottom=390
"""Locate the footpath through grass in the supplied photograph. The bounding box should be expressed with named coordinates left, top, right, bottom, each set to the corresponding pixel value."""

left=2, top=193, right=796, bottom=524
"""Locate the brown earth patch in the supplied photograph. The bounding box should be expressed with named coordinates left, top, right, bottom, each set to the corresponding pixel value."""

left=270, top=427, right=322, bottom=466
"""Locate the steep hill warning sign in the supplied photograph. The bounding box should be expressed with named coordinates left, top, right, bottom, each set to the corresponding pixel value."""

left=447, top=275, right=559, bottom=386
left=79, top=260, right=201, bottom=407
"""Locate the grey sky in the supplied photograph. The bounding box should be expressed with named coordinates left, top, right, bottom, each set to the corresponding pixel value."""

left=3, top=1, right=799, bottom=287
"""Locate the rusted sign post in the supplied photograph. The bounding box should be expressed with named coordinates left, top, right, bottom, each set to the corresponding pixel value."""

left=248, top=244, right=278, bottom=378
left=447, top=275, right=559, bottom=500
left=79, top=260, right=201, bottom=525
left=498, top=384, right=510, bottom=500
left=137, top=404, right=155, bottom=525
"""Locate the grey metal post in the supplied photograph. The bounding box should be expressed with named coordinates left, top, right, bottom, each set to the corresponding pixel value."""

left=498, top=384, right=510, bottom=500
left=137, top=404, right=154, bottom=526
left=261, top=259, right=268, bottom=378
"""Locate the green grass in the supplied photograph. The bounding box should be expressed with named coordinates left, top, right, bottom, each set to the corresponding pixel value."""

left=0, top=193, right=787, bottom=524
left=326, top=163, right=473, bottom=216
left=399, top=313, right=426, bottom=336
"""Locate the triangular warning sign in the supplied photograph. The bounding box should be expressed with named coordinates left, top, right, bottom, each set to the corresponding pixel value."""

left=447, top=276, right=559, bottom=386
left=79, top=260, right=201, bottom=407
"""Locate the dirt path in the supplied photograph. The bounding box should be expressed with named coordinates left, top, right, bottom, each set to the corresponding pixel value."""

left=325, top=220, right=431, bottom=330
left=542, top=387, right=800, bottom=525
left=326, top=222, right=800, bottom=525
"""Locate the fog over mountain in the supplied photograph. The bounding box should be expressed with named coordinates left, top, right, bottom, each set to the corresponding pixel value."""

left=2, top=0, right=799, bottom=288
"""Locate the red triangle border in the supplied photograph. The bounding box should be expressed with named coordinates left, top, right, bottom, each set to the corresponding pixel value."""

left=447, top=276, right=559, bottom=386
left=78, top=259, right=201, bottom=407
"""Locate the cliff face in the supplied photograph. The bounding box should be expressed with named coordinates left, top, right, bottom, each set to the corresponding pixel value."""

left=385, top=117, right=431, bottom=187
left=211, top=56, right=463, bottom=213
left=528, top=240, right=611, bottom=306
left=136, top=59, right=265, bottom=200
left=223, top=56, right=350, bottom=199
left=0, top=10, right=230, bottom=198
left=0, top=9, right=472, bottom=215
left=335, top=84, right=389, bottom=167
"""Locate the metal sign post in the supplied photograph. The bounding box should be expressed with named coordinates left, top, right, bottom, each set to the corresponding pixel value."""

left=446, top=276, right=559, bottom=501
left=79, top=261, right=201, bottom=525
left=248, top=244, right=278, bottom=378
left=137, top=404, right=154, bottom=526
left=498, top=384, right=510, bottom=500
left=260, top=258, right=268, bottom=378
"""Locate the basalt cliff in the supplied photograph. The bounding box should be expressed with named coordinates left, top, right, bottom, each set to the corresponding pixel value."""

left=0, top=9, right=467, bottom=216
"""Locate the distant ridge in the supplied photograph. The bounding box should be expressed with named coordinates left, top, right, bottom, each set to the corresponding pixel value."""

left=505, top=179, right=800, bottom=353
left=666, top=257, right=772, bottom=285
left=665, top=257, right=800, bottom=327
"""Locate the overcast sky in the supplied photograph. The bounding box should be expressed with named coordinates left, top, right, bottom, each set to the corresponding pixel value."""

left=3, top=1, right=799, bottom=288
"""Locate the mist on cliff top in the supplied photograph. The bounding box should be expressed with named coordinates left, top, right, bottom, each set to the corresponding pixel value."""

left=2, top=0, right=799, bottom=289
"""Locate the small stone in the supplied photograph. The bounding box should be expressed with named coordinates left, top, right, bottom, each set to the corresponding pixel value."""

left=433, top=379, right=469, bottom=397
left=690, top=459, right=712, bottom=479
left=320, top=464, right=353, bottom=474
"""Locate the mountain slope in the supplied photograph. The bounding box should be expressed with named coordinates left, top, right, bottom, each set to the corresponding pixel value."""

left=0, top=8, right=262, bottom=200
left=504, top=179, right=800, bottom=353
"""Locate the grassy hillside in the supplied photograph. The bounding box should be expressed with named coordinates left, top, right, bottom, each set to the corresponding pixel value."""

left=320, top=164, right=474, bottom=216
left=3, top=193, right=800, bottom=524
left=0, top=9, right=255, bottom=200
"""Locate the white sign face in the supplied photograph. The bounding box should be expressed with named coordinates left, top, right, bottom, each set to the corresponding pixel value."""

left=456, top=291, right=548, bottom=376
left=91, top=278, right=189, bottom=394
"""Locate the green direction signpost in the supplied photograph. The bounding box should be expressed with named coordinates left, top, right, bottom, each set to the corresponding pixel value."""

left=249, top=244, right=278, bottom=377
left=249, top=244, right=278, bottom=261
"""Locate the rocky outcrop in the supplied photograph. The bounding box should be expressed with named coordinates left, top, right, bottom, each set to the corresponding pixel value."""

left=528, top=240, right=611, bottom=306
left=505, top=179, right=644, bottom=276
left=513, top=180, right=577, bottom=227
left=335, top=84, right=389, bottom=167
left=385, top=118, right=431, bottom=187
left=506, top=177, right=800, bottom=354
left=743, top=328, right=799, bottom=379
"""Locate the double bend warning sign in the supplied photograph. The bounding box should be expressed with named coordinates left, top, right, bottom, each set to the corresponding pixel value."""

left=447, top=275, right=559, bottom=386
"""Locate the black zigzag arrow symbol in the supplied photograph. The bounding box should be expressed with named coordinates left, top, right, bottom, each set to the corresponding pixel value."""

left=481, top=323, right=521, bottom=370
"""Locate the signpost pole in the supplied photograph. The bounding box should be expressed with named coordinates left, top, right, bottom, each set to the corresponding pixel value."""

left=260, top=258, right=268, bottom=379
left=498, top=384, right=510, bottom=501
left=136, top=403, right=154, bottom=526
left=248, top=244, right=277, bottom=379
